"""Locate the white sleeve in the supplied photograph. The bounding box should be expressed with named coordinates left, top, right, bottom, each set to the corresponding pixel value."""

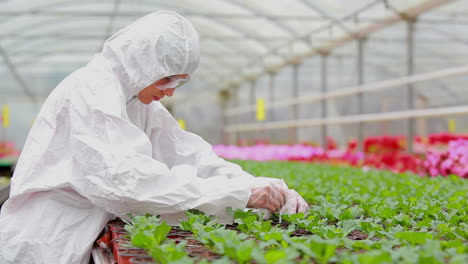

left=146, top=103, right=256, bottom=181
left=69, top=105, right=251, bottom=218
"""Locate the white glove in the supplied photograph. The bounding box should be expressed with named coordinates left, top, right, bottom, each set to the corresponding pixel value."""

left=247, top=182, right=287, bottom=213
left=280, top=189, right=309, bottom=214
left=247, top=177, right=308, bottom=215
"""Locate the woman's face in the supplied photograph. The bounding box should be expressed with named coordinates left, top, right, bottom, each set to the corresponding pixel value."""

left=138, top=74, right=189, bottom=104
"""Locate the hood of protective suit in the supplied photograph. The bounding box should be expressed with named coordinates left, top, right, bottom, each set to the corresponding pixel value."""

left=102, top=11, right=200, bottom=101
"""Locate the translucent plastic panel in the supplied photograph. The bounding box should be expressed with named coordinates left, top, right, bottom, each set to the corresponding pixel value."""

left=414, top=25, right=468, bottom=71
left=25, top=53, right=92, bottom=64
left=387, top=0, right=428, bottom=10
left=357, top=2, right=396, bottom=19
left=420, top=76, right=468, bottom=107
left=172, top=92, right=224, bottom=143
left=2, top=0, right=467, bottom=145
left=328, top=42, right=359, bottom=91
left=22, top=18, right=110, bottom=35
left=201, top=39, right=275, bottom=56
left=0, top=16, right=64, bottom=35
left=247, top=0, right=322, bottom=16
left=48, top=1, right=116, bottom=12
left=225, top=16, right=293, bottom=37
left=189, top=16, right=244, bottom=38
left=14, top=65, right=79, bottom=75
left=2, top=30, right=103, bottom=49
left=202, top=55, right=249, bottom=68
left=167, top=0, right=250, bottom=16
left=0, top=0, right=60, bottom=11
left=200, top=41, right=238, bottom=55
left=282, top=19, right=331, bottom=36
left=0, top=71, right=19, bottom=96
left=365, top=23, right=408, bottom=82
left=322, top=0, right=378, bottom=17
left=7, top=39, right=100, bottom=57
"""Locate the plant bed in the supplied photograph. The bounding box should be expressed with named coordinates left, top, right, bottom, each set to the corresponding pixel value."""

left=98, top=160, right=468, bottom=263
left=103, top=218, right=221, bottom=263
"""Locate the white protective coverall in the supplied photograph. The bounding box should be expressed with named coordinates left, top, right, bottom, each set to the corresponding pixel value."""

left=0, top=11, right=290, bottom=263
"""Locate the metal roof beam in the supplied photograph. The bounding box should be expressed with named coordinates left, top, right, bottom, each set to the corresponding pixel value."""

left=3, top=33, right=467, bottom=44
left=225, top=0, right=297, bottom=36
left=0, top=2, right=273, bottom=61
left=0, top=9, right=467, bottom=25
left=219, top=0, right=455, bottom=89
left=216, top=0, right=385, bottom=85
left=299, top=0, right=352, bottom=34
left=0, top=10, right=327, bottom=18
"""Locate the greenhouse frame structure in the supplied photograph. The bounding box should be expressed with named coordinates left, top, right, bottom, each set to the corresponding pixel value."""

left=0, top=0, right=467, bottom=149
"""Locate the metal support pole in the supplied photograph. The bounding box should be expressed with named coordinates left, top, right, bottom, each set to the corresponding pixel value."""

left=321, top=54, right=328, bottom=148
left=250, top=80, right=256, bottom=121
left=357, top=38, right=365, bottom=150
left=220, top=98, right=228, bottom=145
left=290, top=64, right=299, bottom=144
left=219, top=89, right=232, bottom=145
left=250, top=80, right=256, bottom=144
left=407, top=19, right=416, bottom=153
left=269, top=73, right=276, bottom=142
left=235, top=86, right=241, bottom=145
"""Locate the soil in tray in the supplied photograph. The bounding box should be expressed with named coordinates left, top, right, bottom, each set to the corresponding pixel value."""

left=271, top=221, right=290, bottom=229
left=185, top=244, right=221, bottom=260
left=291, top=228, right=312, bottom=237
left=167, top=230, right=221, bottom=260
left=347, top=230, right=368, bottom=240
left=184, top=237, right=203, bottom=246
left=167, top=231, right=192, bottom=238
left=225, top=224, right=240, bottom=231
left=188, top=248, right=221, bottom=260
left=108, top=218, right=375, bottom=263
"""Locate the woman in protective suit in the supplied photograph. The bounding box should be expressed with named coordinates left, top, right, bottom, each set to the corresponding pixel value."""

left=0, top=12, right=308, bottom=263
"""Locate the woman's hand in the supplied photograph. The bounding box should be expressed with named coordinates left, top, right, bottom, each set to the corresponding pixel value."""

left=280, top=189, right=309, bottom=214
left=247, top=183, right=287, bottom=213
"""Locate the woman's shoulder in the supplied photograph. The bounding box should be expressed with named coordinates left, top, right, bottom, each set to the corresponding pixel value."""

left=52, top=66, right=125, bottom=116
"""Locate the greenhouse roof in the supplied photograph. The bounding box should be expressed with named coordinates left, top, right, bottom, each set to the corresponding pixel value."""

left=0, top=0, right=467, bottom=105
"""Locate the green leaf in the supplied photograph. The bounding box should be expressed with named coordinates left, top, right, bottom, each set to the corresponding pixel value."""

left=395, top=231, right=434, bottom=246
left=151, top=221, right=171, bottom=246
left=358, top=250, right=392, bottom=264
left=130, top=230, right=154, bottom=248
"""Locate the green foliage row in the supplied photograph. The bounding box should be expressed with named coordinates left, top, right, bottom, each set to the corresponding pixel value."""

left=127, top=161, right=468, bottom=263
left=230, top=160, right=468, bottom=263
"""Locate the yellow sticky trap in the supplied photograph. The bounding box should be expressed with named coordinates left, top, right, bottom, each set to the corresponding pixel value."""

left=256, top=98, right=265, bottom=121
left=177, top=119, right=186, bottom=130
left=448, top=118, right=456, bottom=133
left=2, top=105, right=9, bottom=128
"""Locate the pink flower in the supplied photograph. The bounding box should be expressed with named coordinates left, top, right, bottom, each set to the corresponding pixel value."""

left=429, top=167, right=440, bottom=177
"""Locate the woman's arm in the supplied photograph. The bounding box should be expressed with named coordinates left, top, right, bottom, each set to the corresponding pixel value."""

left=69, top=104, right=251, bottom=219
left=142, top=102, right=306, bottom=214
left=146, top=102, right=256, bottom=181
